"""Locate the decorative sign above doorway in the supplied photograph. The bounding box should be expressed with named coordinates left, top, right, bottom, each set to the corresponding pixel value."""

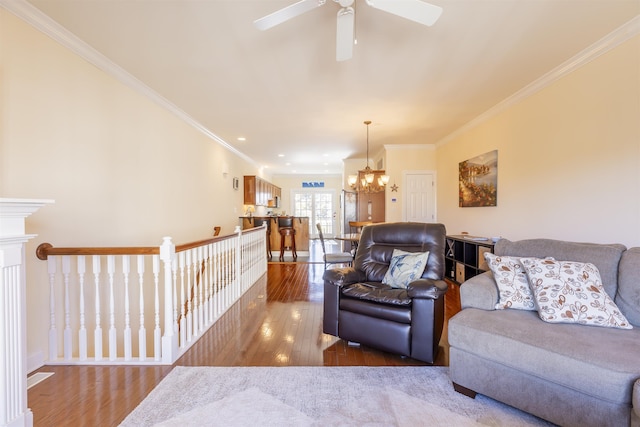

left=302, top=182, right=325, bottom=188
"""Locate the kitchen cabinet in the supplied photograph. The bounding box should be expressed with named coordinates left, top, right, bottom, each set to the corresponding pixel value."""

left=357, top=191, right=385, bottom=222
left=244, top=176, right=281, bottom=207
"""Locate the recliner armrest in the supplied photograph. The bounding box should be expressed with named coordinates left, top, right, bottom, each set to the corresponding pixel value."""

left=322, top=267, right=367, bottom=287
left=459, top=271, right=499, bottom=311
left=407, top=279, right=448, bottom=299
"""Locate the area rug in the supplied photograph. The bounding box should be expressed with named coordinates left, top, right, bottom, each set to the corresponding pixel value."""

left=119, top=366, right=553, bottom=427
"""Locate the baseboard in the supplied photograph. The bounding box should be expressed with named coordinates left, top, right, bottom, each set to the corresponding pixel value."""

left=27, top=350, right=44, bottom=374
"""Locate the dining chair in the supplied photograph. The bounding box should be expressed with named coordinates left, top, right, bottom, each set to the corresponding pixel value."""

left=348, top=221, right=372, bottom=234
left=347, top=221, right=371, bottom=252
left=316, top=223, right=353, bottom=269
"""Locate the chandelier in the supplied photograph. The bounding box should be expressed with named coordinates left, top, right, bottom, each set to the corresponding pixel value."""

left=348, top=121, right=389, bottom=193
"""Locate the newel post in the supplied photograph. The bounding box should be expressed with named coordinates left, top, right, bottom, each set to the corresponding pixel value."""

left=0, top=198, right=53, bottom=427
left=159, top=237, right=178, bottom=364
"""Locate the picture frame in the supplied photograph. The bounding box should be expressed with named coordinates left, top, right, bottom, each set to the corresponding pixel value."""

left=459, top=150, right=498, bottom=207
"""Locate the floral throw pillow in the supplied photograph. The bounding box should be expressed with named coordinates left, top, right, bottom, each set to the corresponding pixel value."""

left=520, top=257, right=632, bottom=329
left=484, top=253, right=536, bottom=310
left=382, top=249, right=430, bottom=289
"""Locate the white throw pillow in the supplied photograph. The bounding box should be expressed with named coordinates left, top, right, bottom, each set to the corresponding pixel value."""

left=520, top=257, right=632, bottom=329
left=484, top=253, right=536, bottom=311
left=382, top=249, right=430, bottom=289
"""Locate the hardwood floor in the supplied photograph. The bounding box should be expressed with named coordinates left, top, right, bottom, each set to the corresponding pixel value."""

left=27, top=255, right=461, bottom=426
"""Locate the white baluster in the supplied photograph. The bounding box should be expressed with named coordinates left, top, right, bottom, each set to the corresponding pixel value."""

left=186, top=249, right=193, bottom=342
left=62, top=256, right=72, bottom=360
left=153, top=254, right=161, bottom=361
left=204, top=244, right=211, bottom=325
left=123, top=255, right=132, bottom=361
left=47, top=256, right=57, bottom=361
left=198, top=246, right=204, bottom=332
left=218, top=241, right=224, bottom=314
left=172, top=257, right=178, bottom=334
left=107, top=255, right=117, bottom=361
left=179, top=251, right=186, bottom=347
left=93, top=255, right=102, bottom=361
left=78, top=255, right=87, bottom=361
left=137, top=255, right=146, bottom=361
left=211, top=241, right=218, bottom=320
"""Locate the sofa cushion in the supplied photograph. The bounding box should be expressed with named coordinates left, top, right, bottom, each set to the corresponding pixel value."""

left=448, top=308, right=640, bottom=404
left=483, top=253, right=535, bottom=310
left=495, top=239, right=626, bottom=299
left=382, top=249, right=430, bottom=289
left=616, top=247, right=640, bottom=327
left=521, top=258, right=632, bottom=329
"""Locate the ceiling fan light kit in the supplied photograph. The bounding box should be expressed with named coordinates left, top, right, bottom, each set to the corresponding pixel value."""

left=254, top=0, right=443, bottom=61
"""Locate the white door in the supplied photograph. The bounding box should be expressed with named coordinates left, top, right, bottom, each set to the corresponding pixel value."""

left=404, top=172, right=436, bottom=222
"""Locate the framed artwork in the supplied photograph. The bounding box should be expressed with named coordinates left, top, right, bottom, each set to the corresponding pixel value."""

left=459, top=150, right=498, bottom=207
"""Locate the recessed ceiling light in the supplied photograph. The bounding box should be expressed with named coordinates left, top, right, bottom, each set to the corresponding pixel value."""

left=237, top=137, right=246, bottom=141
left=278, top=154, right=285, bottom=157
left=285, top=162, right=291, bottom=166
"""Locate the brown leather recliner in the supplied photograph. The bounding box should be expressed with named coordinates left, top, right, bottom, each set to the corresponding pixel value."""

left=323, top=222, right=448, bottom=363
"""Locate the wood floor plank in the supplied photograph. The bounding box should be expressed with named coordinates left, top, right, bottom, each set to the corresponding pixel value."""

left=27, top=261, right=461, bottom=426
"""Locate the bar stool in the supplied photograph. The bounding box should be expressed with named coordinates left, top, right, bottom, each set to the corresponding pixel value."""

left=252, top=218, right=272, bottom=259
left=278, top=216, right=297, bottom=261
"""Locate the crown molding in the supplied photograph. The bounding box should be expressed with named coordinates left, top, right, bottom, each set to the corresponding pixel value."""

left=384, top=144, right=436, bottom=151
left=0, top=0, right=257, bottom=167
left=436, top=14, right=640, bottom=148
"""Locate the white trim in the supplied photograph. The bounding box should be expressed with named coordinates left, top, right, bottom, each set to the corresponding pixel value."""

left=384, top=144, right=436, bottom=151
left=0, top=0, right=258, bottom=167
left=436, top=15, right=640, bottom=148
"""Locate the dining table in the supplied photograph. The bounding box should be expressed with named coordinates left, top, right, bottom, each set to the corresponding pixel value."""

left=334, top=233, right=361, bottom=256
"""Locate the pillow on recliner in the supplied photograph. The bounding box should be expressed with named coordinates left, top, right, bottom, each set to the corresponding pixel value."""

left=382, top=249, right=430, bottom=289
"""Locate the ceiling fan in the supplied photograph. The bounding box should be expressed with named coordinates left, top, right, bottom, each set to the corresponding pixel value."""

left=254, top=0, right=443, bottom=61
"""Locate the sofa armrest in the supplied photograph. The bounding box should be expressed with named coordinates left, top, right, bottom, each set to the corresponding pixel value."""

left=459, top=271, right=499, bottom=311
left=407, top=279, right=448, bottom=299
left=322, top=267, right=367, bottom=288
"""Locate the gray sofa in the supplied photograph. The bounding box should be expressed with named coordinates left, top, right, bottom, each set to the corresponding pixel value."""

left=448, top=239, right=640, bottom=427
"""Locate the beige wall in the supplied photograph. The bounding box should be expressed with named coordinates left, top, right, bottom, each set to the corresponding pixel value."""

left=436, top=34, right=640, bottom=247
left=1, top=10, right=258, bottom=369
left=384, top=145, right=437, bottom=222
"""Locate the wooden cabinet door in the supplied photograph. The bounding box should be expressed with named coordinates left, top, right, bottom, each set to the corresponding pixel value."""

left=357, top=192, right=385, bottom=222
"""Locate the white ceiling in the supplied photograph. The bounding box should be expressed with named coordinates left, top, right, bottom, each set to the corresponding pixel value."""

left=14, top=0, right=640, bottom=174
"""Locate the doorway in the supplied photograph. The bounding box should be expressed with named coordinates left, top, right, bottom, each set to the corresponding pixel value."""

left=291, top=190, right=337, bottom=238
left=403, top=171, right=436, bottom=222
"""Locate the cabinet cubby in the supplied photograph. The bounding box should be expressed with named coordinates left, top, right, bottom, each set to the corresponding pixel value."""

left=444, top=235, right=495, bottom=284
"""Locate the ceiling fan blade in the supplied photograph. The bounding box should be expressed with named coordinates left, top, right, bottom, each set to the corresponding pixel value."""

left=365, top=0, right=443, bottom=26
left=336, top=7, right=355, bottom=61
left=254, top=0, right=326, bottom=31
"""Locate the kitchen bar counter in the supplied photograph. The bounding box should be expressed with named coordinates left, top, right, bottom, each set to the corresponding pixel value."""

left=240, top=216, right=310, bottom=251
